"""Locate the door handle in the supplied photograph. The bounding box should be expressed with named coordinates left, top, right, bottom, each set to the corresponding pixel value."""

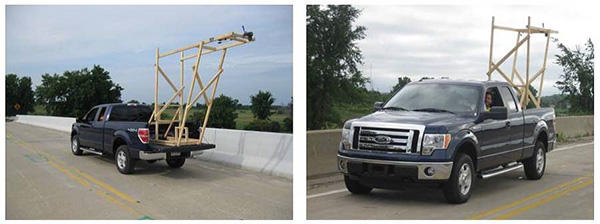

left=505, top=121, right=511, bottom=127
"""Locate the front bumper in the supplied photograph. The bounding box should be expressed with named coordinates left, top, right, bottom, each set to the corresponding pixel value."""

left=337, top=154, right=453, bottom=180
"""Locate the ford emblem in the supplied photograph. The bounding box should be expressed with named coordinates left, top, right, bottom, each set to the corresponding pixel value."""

left=374, top=135, right=392, bottom=144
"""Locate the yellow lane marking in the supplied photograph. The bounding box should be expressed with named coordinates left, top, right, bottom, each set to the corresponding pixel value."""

left=47, top=160, right=91, bottom=188
left=468, top=173, right=593, bottom=220
left=7, top=132, right=146, bottom=217
left=495, top=178, right=594, bottom=219
left=95, top=189, right=145, bottom=218
left=76, top=169, right=139, bottom=204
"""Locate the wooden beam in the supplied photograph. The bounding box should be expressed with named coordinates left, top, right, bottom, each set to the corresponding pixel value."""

left=488, top=17, right=495, bottom=81
left=486, top=35, right=529, bottom=76
left=199, top=49, right=227, bottom=144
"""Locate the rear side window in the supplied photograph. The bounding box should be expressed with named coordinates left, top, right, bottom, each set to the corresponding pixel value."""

left=500, top=86, right=519, bottom=112
left=98, top=107, right=107, bottom=121
left=109, top=106, right=152, bottom=122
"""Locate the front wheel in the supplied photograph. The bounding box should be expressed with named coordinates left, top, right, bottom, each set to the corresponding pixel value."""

left=523, top=141, right=546, bottom=180
left=71, top=135, right=83, bottom=155
left=344, top=175, right=372, bottom=195
left=115, top=145, right=136, bottom=174
left=166, top=158, right=186, bottom=169
left=443, top=153, right=475, bottom=204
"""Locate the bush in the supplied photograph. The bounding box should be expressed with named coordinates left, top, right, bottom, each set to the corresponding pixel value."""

left=244, top=119, right=281, bottom=132
left=283, top=117, right=293, bottom=133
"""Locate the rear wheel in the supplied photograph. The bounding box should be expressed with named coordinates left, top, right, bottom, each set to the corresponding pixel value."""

left=344, top=175, right=372, bottom=194
left=443, top=153, right=475, bottom=204
left=524, top=141, right=546, bottom=180
left=166, top=158, right=186, bottom=169
left=116, top=145, right=136, bottom=174
left=71, top=135, right=83, bottom=155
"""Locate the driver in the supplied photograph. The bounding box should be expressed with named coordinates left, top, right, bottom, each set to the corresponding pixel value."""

left=485, top=92, right=493, bottom=111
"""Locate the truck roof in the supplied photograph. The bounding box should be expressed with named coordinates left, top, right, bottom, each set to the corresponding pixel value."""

left=93, top=103, right=151, bottom=108
left=415, top=79, right=509, bottom=87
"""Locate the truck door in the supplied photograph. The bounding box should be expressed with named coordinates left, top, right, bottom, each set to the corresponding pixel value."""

left=476, top=87, right=512, bottom=169
left=500, top=86, right=525, bottom=161
left=78, top=107, right=99, bottom=148
left=89, top=106, right=107, bottom=150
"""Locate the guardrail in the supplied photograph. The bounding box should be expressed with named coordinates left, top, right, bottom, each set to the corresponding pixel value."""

left=14, top=115, right=292, bottom=179
left=307, top=116, right=594, bottom=179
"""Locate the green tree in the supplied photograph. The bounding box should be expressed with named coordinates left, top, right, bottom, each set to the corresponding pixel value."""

left=554, top=38, right=594, bottom=114
left=390, top=76, right=412, bottom=94
left=307, top=5, right=368, bottom=130
left=127, top=99, right=140, bottom=104
left=190, top=94, right=238, bottom=129
left=250, top=90, right=275, bottom=120
left=35, top=65, right=123, bottom=117
left=6, top=74, right=35, bottom=116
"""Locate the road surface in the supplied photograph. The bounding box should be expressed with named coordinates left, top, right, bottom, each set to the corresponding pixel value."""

left=6, top=122, right=292, bottom=220
left=307, top=137, right=593, bottom=220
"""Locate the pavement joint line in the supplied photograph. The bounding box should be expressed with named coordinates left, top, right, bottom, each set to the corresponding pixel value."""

left=307, top=142, right=593, bottom=201
left=8, top=131, right=147, bottom=217
left=467, top=173, right=593, bottom=219
left=307, top=189, right=348, bottom=199
left=550, top=142, right=594, bottom=153
left=494, top=178, right=594, bottom=220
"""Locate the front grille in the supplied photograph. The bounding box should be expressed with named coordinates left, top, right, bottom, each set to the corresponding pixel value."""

left=352, top=127, right=420, bottom=154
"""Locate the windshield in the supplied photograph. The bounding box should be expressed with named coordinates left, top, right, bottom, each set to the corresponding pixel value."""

left=384, top=83, right=481, bottom=114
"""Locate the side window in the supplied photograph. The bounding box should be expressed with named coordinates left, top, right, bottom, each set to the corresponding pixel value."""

left=83, top=108, right=99, bottom=122
left=97, top=107, right=107, bottom=121
left=500, top=86, right=518, bottom=112
left=485, top=87, right=504, bottom=108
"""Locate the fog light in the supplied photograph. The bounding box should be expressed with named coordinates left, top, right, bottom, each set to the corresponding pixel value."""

left=424, top=167, right=436, bottom=176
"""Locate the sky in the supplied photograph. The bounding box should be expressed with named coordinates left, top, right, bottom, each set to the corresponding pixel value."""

left=6, top=5, right=292, bottom=105
left=354, top=5, right=594, bottom=96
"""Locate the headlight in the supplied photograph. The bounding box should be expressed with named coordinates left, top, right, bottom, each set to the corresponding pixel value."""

left=341, top=119, right=356, bottom=150
left=422, top=134, right=451, bottom=155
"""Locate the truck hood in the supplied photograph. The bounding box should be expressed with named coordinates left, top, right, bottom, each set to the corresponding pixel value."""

left=357, top=110, right=474, bottom=128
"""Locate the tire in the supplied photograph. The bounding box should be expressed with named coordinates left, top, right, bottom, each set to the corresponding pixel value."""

left=166, top=158, right=186, bottom=169
left=146, top=160, right=158, bottom=164
left=115, top=145, right=136, bottom=174
left=344, top=175, right=372, bottom=195
left=71, top=135, right=83, bottom=155
left=523, top=141, right=546, bottom=180
left=443, top=153, right=475, bottom=204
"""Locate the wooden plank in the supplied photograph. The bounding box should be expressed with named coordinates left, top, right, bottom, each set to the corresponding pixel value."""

left=486, top=35, right=529, bottom=76
left=157, top=66, right=179, bottom=93
left=488, top=17, right=495, bottom=81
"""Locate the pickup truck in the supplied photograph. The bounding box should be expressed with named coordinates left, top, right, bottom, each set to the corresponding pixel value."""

left=337, top=79, right=556, bottom=203
left=71, top=103, right=215, bottom=174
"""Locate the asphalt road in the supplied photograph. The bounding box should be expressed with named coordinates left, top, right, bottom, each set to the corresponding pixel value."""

left=307, top=137, right=594, bottom=220
left=6, top=122, right=292, bottom=220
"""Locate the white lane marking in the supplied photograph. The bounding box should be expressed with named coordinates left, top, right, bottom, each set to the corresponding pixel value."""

left=550, top=142, right=594, bottom=153
left=307, top=142, right=593, bottom=199
left=307, top=189, right=348, bottom=199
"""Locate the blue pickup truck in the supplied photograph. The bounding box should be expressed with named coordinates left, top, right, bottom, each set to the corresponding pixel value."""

left=337, top=79, right=556, bottom=203
left=71, top=103, right=215, bottom=174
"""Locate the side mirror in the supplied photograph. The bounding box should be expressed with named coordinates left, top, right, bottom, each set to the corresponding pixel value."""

left=483, top=106, right=508, bottom=120
left=76, top=117, right=83, bottom=123
left=374, top=102, right=384, bottom=111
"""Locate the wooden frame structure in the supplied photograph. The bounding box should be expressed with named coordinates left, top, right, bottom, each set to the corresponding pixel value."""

left=149, top=31, right=254, bottom=146
left=487, top=17, right=557, bottom=109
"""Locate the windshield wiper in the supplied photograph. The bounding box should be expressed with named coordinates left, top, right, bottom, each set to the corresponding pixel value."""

left=382, top=106, right=408, bottom=111
left=412, top=108, right=455, bottom=114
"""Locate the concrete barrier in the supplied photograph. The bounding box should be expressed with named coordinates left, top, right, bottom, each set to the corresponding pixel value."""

left=15, top=115, right=75, bottom=133
left=307, top=116, right=594, bottom=178
left=555, top=116, right=594, bottom=138
left=14, top=115, right=292, bottom=179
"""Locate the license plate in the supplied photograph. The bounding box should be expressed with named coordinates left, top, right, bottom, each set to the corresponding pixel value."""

left=171, top=152, right=181, bottom=156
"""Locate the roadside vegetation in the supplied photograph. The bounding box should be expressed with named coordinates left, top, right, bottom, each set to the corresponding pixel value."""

left=7, top=65, right=292, bottom=133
